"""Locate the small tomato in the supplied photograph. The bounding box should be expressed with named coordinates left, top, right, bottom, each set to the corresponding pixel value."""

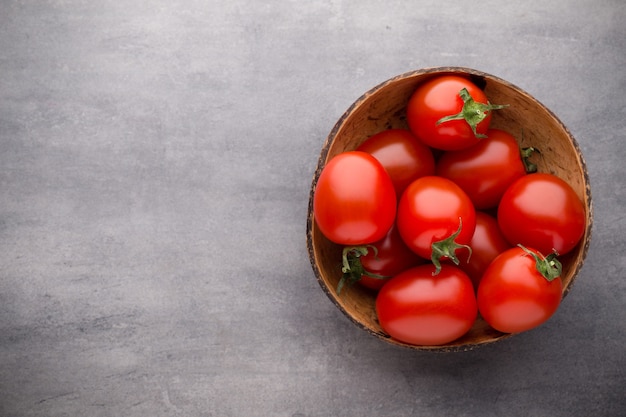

left=497, top=173, right=586, bottom=255
left=397, top=176, right=476, bottom=273
left=406, top=75, right=507, bottom=151
left=313, top=151, right=397, bottom=245
left=357, top=129, right=435, bottom=197
left=477, top=246, right=563, bottom=334
left=376, top=264, right=477, bottom=346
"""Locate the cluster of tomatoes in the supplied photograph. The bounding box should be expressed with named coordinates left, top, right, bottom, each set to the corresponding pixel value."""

left=313, top=75, right=586, bottom=346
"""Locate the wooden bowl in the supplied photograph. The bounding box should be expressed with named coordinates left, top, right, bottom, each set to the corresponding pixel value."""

left=306, top=67, right=593, bottom=351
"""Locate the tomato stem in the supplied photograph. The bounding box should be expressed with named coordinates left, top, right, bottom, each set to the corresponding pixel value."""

left=518, top=244, right=562, bottom=282
left=337, top=246, right=390, bottom=294
left=521, top=146, right=539, bottom=173
left=436, top=88, right=508, bottom=139
left=430, top=218, right=472, bottom=276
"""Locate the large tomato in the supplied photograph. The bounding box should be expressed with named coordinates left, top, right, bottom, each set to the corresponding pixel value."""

left=397, top=176, right=476, bottom=273
left=406, top=75, right=507, bottom=151
left=313, top=151, right=396, bottom=245
left=356, top=129, right=435, bottom=197
left=339, top=224, right=425, bottom=292
left=376, top=264, right=477, bottom=346
left=497, top=173, right=586, bottom=255
left=436, top=129, right=531, bottom=209
left=477, top=246, right=563, bottom=334
left=457, top=211, right=512, bottom=290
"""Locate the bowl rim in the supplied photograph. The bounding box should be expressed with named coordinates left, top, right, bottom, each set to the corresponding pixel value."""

left=306, top=66, right=594, bottom=352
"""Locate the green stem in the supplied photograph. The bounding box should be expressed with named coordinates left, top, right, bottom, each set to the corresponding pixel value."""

left=430, top=218, right=472, bottom=276
left=337, top=246, right=390, bottom=294
left=436, top=88, right=508, bottom=139
left=518, top=244, right=562, bottom=282
left=520, top=146, right=539, bottom=173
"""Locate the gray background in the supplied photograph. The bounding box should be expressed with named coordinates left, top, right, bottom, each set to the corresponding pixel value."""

left=1, top=1, right=624, bottom=416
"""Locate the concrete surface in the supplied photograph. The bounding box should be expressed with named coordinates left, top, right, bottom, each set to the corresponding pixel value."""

left=0, top=1, right=624, bottom=416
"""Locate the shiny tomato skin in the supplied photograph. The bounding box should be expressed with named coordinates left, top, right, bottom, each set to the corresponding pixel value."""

left=376, top=264, right=477, bottom=346
left=314, top=151, right=396, bottom=245
left=357, top=129, right=435, bottom=197
left=406, top=75, right=492, bottom=151
left=477, top=246, right=563, bottom=334
left=436, top=129, right=527, bottom=209
left=497, top=173, right=585, bottom=255
left=397, top=176, right=476, bottom=260
left=458, top=211, right=512, bottom=290
left=357, top=224, right=426, bottom=291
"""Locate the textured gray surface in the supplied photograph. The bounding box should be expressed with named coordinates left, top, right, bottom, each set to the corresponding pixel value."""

left=0, top=1, right=624, bottom=416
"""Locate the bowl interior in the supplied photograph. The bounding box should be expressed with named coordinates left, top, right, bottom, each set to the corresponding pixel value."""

left=307, top=67, right=593, bottom=351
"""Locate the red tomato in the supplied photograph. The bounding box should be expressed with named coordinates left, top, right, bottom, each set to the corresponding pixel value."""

left=406, top=75, right=507, bottom=151
left=436, top=129, right=529, bottom=209
left=339, top=224, right=425, bottom=292
left=357, top=129, right=435, bottom=197
left=376, top=264, right=477, bottom=346
left=397, top=176, right=476, bottom=273
left=314, top=151, right=396, bottom=245
left=477, top=246, right=563, bottom=334
left=497, top=173, right=586, bottom=255
left=457, top=211, right=512, bottom=290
